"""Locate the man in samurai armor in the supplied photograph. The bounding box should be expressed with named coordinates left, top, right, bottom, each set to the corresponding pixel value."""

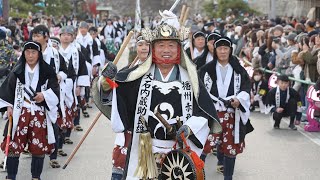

left=97, top=23, right=222, bottom=179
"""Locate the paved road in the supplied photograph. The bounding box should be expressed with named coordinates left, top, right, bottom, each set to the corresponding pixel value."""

left=0, top=107, right=320, bottom=180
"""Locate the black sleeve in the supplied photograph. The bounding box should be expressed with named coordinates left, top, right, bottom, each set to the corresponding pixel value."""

left=58, top=54, right=68, bottom=75
left=185, top=48, right=192, bottom=60
left=92, top=40, right=100, bottom=57
left=100, top=26, right=105, bottom=36
left=194, top=52, right=207, bottom=70
left=260, top=80, right=269, bottom=94
left=197, top=68, right=219, bottom=126
left=261, top=80, right=269, bottom=90
left=100, top=40, right=108, bottom=60
left=188, top=96, right=212, bottom=149
left=197, top=66, right=206, bottom=83
left=81, top=45, right=91, bottom=64
left=67, top=61, right=77, bottom=82
left=290, top=88, right=301, bottom=102
left=261, top=80, right=269, bottom=103
left=37, top=65, right=60, bottom=110
left=45, top=71, right=60, bottom=110
left=240, top=67, right=251, bottom=94
left=78, top=50, right=89, bottom=77
left=0, top=72, right=17, bottom=112
left=237, top=69, right=251, bottom=112
left=258, top=44, right=267, bottom=56
left=189, top=78, right=220, bottom=148
left=266, top=88, right=276, bottom=106
left=115, top=79, right=141, bottom=131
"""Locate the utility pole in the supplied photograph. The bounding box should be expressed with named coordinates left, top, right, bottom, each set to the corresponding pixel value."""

left=2, top=0, right=9, bottom=21
left=269, top=0, right=276, bottom=19
left=72, top=0, right=82, bottom=17
left=72, top=0, right=77, bottom=17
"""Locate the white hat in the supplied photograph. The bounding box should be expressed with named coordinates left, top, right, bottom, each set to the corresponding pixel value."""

left=159, top=10, right=180, bottom=31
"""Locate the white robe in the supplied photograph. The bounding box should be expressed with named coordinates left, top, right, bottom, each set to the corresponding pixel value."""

left=0, top=63, right=59, bottom=144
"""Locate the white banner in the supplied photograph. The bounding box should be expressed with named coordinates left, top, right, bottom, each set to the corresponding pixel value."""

left=134, top=0, right=141, bottom=33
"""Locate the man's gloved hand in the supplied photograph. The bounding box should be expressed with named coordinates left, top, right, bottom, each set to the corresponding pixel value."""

left=100, top=76, right=111, bottom=92
left=101, top=62, right=117, bottom=79
left=176, top=125, right=191, bottom=144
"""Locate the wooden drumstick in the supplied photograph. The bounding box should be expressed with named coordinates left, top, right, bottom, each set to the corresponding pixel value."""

left=62, top=112, right=102, bottom=169
left=182, top=7, right=190, bottom=25
left=129, top=56, right=139, bottom=68
left=179, top=5, right=187, bottom=25
left=113, top=30, right=134, bottom=65
left=154, top=110, right=173, bottom=133
left=176, top=116, right=182, bottom=128
left=189, top=32, right=194, bottom=60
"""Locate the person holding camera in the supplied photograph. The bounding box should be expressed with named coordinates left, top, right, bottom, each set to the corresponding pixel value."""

left=301, top=32, right=320, bottom=82
left=267, top=25, right=284, bottom=71
left=273, top=33, right=298, bottom=75
left=199, top=37, right=252, bottom=180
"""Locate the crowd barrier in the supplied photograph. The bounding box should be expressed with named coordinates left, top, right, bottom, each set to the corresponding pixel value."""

left=239, top=57, right=320, bottom=132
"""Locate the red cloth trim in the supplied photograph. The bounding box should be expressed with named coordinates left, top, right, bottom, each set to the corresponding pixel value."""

left=214, top=111, right=245, bottom=156
left=106, top=77, right=118, bottom=89
left=1, top=107, right=54, bottom=155
left=190, top=150, right=205, bottom=173
left=112, top=131, right=132, bottom=169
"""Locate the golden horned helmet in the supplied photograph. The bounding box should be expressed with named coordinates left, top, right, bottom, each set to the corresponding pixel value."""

left=141, top=23, right=190, bottom=43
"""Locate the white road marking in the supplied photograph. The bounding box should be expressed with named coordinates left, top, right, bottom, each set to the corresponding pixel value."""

left=282, top=118, right=320, bottom=146
left=267, top=112, right=320, bottom=146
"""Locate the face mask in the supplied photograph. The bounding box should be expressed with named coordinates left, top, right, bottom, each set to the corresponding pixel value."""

left=254, top=75, right=262, bottom=81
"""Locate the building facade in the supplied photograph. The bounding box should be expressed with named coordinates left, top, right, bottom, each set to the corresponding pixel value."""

left=248, top=0, right=320, bottom=19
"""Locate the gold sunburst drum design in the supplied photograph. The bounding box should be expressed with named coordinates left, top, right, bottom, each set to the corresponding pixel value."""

left=160, top=149, right=205, bottom=180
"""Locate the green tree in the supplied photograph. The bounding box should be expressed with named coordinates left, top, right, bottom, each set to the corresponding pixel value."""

left=43, top=0, right=72, bottom=16
left=203, top=0, right=259, bottom=20
left=9, top=0, right=39, bottom=17
left=9, top=0, right=72, bottom=18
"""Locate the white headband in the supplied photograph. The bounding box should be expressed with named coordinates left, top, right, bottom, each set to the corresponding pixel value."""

left=24, top=42, right=41, bottom=51
left=214, top=38, right=232, bottom=48
left=193, top=31, right=206, bottom=39
left=206, top=32, right=221, bottom=42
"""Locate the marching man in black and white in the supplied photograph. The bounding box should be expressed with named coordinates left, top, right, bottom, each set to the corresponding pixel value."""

left=31, top=25, right=69, bottom=168
left=0, top=41, right=60, bottom=180
left=198, top=36, right=253, bottom=180
left=76, top=21, right=100, bottom=118
left=59, top=25, right=90, bottom=142
left=88, top=26, right=108, bottom=73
